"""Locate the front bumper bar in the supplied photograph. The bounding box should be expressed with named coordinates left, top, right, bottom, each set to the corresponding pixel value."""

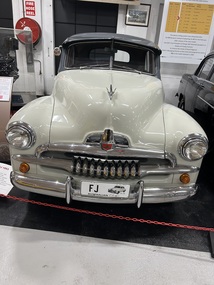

left=11, top=172, right=197, bottom=207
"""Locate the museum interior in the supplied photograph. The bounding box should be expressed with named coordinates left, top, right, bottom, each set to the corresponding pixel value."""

left=0, top=0, right=214, bottom=284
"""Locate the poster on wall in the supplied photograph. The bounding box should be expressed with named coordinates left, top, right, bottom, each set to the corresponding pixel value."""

left=0, top=77, right=13, bottom=102
left=158, top=0, right=214, bottom=64
left=125, top=4, right=151, bottom=27
left=0, top=163, right=12, bottom=196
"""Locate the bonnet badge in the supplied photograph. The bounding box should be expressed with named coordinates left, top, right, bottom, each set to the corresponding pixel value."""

left=106, top=84, right=116, bottom=100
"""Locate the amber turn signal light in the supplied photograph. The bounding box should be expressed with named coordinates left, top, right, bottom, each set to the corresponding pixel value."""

left=19, top=162, right=30, bottom=173
left=180, top=173, right=190, bottom=184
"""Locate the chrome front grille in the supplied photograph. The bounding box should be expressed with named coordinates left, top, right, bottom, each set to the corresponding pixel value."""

left=73, top=156, right=139, bottom=178
left=40, top=149, right=172, bottom=179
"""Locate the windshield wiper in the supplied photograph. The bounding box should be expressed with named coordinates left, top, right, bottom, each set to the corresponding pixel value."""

left=79, top=63, right=109, bottom=70
left=113, top=64, right=142, bottom=74
left=79, top=63, right=143, bottom=74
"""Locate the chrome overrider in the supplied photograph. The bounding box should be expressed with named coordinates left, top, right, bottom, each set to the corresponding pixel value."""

left=10, top=143, right=199, bottom=208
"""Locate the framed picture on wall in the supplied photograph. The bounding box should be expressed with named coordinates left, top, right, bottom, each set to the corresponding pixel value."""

left=125, top=4, right=151, bottom=27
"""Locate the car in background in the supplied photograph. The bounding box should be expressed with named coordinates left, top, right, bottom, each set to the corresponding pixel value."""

left=176, top=51, right=214, bottom=146
left=6, top=33, right=208, bottom=208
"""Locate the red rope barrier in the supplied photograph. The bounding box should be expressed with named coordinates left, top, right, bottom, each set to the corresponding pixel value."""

left=1, top=193, right=214, bottom=232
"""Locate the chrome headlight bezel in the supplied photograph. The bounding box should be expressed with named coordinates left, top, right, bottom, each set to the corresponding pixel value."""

left=6, top=121, right=36, bottom=149
left=178, top=133, right=208, bottom=161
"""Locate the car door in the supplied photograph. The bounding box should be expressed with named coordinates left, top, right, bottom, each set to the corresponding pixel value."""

left=194, top=58, right=214, bottom=121
left=185, top=56, right=213, bottom=112
left=180, top=73, right=200, bottom=113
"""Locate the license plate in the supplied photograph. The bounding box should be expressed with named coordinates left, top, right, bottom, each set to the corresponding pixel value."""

left=81, top=182, right=130, bottom=198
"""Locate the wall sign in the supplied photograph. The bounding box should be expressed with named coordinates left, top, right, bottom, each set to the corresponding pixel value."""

left=0, top=163, right=12, bottom=195
left=25, top=1, right=36, bottom=16
left=158, top=0, right=214, bottom=64
left=0, top=77, right=13, bottom=102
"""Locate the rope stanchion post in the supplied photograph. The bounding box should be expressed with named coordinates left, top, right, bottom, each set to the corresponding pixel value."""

left=210, top=232, right=214, bottom=258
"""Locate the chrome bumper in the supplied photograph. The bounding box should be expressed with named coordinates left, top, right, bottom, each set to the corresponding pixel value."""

left=11, top=172, right=197, bottom=207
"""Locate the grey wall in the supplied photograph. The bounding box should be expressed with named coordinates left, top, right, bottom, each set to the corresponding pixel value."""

left=54, top=0, right=118, bottom=46
left=54, top=0, right=118, bottom=71
left=0, top=0, right=13, bottom=28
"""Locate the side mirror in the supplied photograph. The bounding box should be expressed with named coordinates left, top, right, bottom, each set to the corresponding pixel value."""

left=54, top=46, right=62, bottom=56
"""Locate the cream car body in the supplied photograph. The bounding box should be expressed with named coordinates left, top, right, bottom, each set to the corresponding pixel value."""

left=6, top=33, right=208, bottom=207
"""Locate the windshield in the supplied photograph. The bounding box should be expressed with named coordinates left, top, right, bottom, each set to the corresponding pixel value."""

left=61, top=40, right=156, bottom=75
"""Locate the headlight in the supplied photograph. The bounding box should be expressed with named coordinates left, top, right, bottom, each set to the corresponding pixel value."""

left=6, top=121, right=36, bottom=149
left=178, top=134, right=208, bottom=161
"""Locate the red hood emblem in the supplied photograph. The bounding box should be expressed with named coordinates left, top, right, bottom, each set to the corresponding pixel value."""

left=101, top=142, right=113, bottom=151
left=101, top=129, right=114, bottom=151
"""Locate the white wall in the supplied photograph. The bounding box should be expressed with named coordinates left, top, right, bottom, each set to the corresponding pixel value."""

left=10, top=0, right=213, bottom=102
left=116, top=0, right=201, bottom=106
left=11, top=0, right=55, bottom=96
left=116, top=4, right=148, bottom=38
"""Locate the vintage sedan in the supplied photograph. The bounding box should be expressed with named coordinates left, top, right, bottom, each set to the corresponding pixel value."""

left=176, top=51, right=214, bottom=144
left=6, top=33, right=208, bottom=207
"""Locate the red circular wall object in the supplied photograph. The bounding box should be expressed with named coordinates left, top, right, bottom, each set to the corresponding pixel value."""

left=15, top=17, right=42, bottom=45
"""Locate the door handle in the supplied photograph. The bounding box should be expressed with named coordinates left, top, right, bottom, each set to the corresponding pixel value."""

left=199, top=83, right=205, bottom=89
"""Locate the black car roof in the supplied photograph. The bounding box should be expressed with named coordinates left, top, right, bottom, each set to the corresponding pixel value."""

left=62, top=32, right=162, bottom=55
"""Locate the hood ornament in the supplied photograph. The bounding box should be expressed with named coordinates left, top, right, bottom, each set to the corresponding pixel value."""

left=101, top=129, right=115, bottom=151
left=106, top=84, right=116, bottom=100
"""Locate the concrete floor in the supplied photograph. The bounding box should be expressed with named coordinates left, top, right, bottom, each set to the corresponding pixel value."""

left=0, top=159, right=214, bottom=284
left=0, top=225, right=214, bottom=285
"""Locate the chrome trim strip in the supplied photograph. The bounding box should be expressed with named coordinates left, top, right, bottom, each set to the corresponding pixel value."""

left=35, top=143, right=166, bottom=160
left=33, top=143, right=177, bottom=170
left=165, top=153, right=177, bottom=167
left=12, top=154, right=199, bottom=177
left=138, top=165, right=198, bottom=177
left=11, top=172, right=197, bottom=205
left=198, top=95, right=214, bottom=110
left=10, top=172, right=65, bottom=193
left=13, top=155, right=74, bottom=172
left=137, top=181, right=144, bottom=208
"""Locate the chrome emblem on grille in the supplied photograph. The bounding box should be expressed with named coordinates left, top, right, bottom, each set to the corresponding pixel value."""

left=101, top=129, right=114, bottom=151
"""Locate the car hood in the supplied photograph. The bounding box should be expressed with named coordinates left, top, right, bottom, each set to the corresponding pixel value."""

left=50, top=70, right=165, bottom=150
